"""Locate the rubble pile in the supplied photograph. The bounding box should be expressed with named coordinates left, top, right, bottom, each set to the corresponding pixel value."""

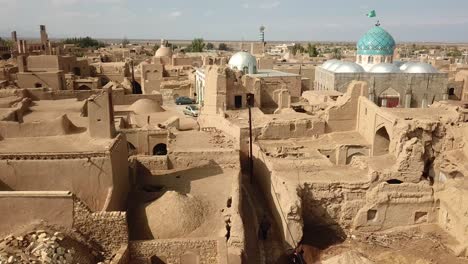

left=0, top=230, right=75, bottom=264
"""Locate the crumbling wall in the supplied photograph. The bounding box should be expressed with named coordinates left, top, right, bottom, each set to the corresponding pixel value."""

left=73, top=198, right=128, bottom=259
left=356, top=96, right=396, bottom=148
left=353, top=182, right=436, bottom=232
left=325, top=81, right=369, bottom=133
left=225, top=170, right=245, bottom=263
left=129, top=238, right=226, bottom=264
left=252, top=143, right=303, bottom=248
left=298, top=181, right=369, bottom=230
left=169, top=149, right=240, bottom=169
left=258, top=118, right=325, bottom=140
left=435, top=187, right=468, bottom=256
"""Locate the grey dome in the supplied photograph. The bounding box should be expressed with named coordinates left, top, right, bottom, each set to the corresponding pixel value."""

left=321, top=59, right=340, bottom=70
left=399, top=62, right=415, bottom=71
left=328, top=61, right=345, bottom=72
left=404, top=63, right=438, bottom=74
left=228, top=51, right=257, bottom=74
left=393, top=61, right=405, bottom=68
left=335, top=62, right=365, bottom=73
left=369, top=63, right=401, bottom=73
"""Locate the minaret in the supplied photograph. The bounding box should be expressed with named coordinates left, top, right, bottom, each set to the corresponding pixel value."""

left=40, top=25, right=50, bottom=54
left=259, top=26, right=265, bottom=43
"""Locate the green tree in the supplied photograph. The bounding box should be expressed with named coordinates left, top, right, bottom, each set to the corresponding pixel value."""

left=206, top=42, right=214, bottom=50
left=0, top=37, right=13, bottom=47
left=63, top=37, right=106, bottom=48
left=291, top=43, right=305, bottom=55
left=122, top=37, right=130, bottom=48
left=218, top=43, right=229, bottom=51
left=186, top=38, right=205, bottom=52
left=331, top=48, right=342, bottom=59
left=307, top=43, right=318, bottom=57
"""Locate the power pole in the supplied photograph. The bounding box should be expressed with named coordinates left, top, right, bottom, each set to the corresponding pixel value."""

left=247, top=93, right=254, bottom=184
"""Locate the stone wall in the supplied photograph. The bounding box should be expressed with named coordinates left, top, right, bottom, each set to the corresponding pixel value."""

left=169, top=149, right=240, bottom=169
left=129, top=238, right=227, bottom=264
left=73, top=198, right=128, bottom=259
left=257, top=118, right=325, bottom=140
left=315, top=68, right=449, bottom=108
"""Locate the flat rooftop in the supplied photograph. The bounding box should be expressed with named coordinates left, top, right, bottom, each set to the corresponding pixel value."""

left=23, top=99, right=88, bottom=128
left=249, top=69, right=300, bottom=77
left=386, top=107, right=458, bottom=121
left=0, top=133, right=114, bottom=154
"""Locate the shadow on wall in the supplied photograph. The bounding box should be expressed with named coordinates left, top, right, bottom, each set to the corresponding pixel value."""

left=251, top=153, right=299, bottom=250
left=373, top=126, right=390, bottom=156
left=297, top=185, right=347, bottom=250
left=136, top=160, right=224, bottom=194
left=0, top=180, right=13, bottom=191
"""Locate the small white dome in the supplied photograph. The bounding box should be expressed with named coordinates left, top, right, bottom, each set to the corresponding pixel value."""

left=404, top=63, right=438, bottom=74
left=335, top=62, right=365, bottom=73
left=154, top=46, right=173, bottom=58
left=321, top=59, right=339, bottom=70
left=369, top=63, right=401, bottom=73
left=228, top=51, right=257, bottom=73
left=328, top=61, right=344, bottom=72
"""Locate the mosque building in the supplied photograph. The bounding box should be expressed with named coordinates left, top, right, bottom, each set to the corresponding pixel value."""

left=315, top=23, right=448, bottom=108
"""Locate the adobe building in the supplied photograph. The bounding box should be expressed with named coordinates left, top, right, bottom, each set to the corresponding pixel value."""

left=196, top=51, right=301, bottom=113
left=315, top=23, right=449, bottom=108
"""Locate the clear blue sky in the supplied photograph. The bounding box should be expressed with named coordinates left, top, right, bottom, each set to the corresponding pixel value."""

left=1, top=0, right=467, bottom=42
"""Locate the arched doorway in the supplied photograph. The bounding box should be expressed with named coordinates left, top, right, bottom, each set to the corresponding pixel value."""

left=132, top=80, right=142, bottom=94
left=346, top=152, right=364, bottom=164
left=153, top=143, right=167, bottom=155
left=378, top=88, right=400, bottom=108
left=78, top=85, right=91, bottom=90
left=374, top=126, right=390, bottom=156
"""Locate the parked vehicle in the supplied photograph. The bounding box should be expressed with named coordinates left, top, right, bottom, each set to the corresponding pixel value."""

left=183, top=105, right=199, bottom=117
left=175, top=96, right=194, bottom=105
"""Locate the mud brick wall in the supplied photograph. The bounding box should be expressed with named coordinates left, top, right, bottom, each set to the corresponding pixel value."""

left=73, top=199, right=128, bottom=259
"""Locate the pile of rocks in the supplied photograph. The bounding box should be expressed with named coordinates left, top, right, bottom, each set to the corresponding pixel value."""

left=0, top=230, right=75, bottom=264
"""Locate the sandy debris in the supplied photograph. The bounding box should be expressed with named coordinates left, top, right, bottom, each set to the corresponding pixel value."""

left=0, top=230, right=74, bottom=264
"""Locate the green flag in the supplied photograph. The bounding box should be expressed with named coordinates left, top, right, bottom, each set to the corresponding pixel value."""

left=367, top=10, right=377, bottom=18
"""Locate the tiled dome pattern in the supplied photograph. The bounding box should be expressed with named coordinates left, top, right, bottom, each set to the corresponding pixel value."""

left=357, top=26, right=396, bottom=56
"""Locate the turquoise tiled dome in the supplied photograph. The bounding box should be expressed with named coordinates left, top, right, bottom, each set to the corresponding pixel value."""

left=357, top=26, right=396, bottom=56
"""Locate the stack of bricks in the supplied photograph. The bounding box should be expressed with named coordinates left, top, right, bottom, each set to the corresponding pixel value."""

left=0, top=230, right=75, bottom=264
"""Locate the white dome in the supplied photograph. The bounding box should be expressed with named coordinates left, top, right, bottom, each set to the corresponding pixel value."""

left=321, top=59, right=339, bottom=70
left=335, top=62, right=365, bottom=73
left=369, top=63, right=401, bottom=73
left=399, top=62, right=415, bottom=71
left=154, top=46, right=173, bottom=58
left=328, top=61, right=344, bottom=72
left=228, top=51, right=257, bottom=74
left=404, top=63, right=438, bottom=74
